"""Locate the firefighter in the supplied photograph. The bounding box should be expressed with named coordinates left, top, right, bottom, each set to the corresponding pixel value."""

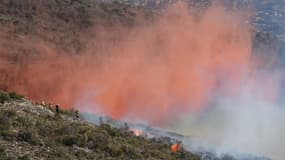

left=48, top=104, right=53, bottom=110
left=55, top=104, right=60, bottom=114
left=124, top=122, right=129, bottom=131
left=75, top=110, right=79, bottom=119
left=99, top=116, right=103, bottom=125
left=41, top=101, right=46, bottom=107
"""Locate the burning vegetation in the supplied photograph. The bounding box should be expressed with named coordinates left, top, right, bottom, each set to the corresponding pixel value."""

left=171, top=143, right=181, bottom=153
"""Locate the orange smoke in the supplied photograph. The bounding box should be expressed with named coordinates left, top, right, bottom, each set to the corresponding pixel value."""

left=0, top=3, right=254, bottom=125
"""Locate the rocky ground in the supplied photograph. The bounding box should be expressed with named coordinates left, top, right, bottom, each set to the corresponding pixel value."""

left=0, top=91, right=271, bottom=160
left=1, top=88, right=275, bottom=160
left=0, top=0, right=155, bottom=54
left=0, top=91, right=202, bottom=160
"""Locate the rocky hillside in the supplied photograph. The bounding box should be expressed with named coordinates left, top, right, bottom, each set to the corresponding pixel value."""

left=0, top=0, right=282, bottom=78
left=123, top=0, right=285, bottom=36
left=0, top=91, right=201, bottom=160
left=0, top=0, right=281, bottom=66
left=0, top=0, right=154, bottom=53
left=0, top=0, right=157, bottom=92
left=0, top=91, right=272, bottom=160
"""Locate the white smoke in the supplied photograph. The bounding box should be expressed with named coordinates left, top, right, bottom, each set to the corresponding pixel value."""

left=168, top=71, right=285, bottom=160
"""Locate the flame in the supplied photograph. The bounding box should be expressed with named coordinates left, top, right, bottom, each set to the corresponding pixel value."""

left=130, top=128, right=145, bottom=137
left=171, top=143, right=181, bottom=152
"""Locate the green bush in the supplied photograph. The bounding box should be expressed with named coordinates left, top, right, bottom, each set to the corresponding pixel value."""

left=0, top=146, right=12, bottom=160
left=15, top=116, right=33, bottom=128
left=3, top=110, right=17, bottom=117
left=107, top=142, right=123, bottom=157
left=18, top=155, right=30, bottom=160
left=61, top=134, right=87, bottom=147
left=0, top=91, right=24, bottom=103
left=49, top=146, right=75, bottom=159
left=60, top=109, right=74, bottom=116
left=0, top=110, right=17, bottom=130
left=0, top=130, right=17, bottom=141
left=8, top=92, right=24, bottom=100
left=0, top=92, right=9, bottom=103
left=17, top=130, right=41, bottom=145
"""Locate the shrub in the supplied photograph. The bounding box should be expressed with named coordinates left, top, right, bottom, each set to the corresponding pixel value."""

left=61, top=134, right=87, bottom=147
left=15, top=116, right=33, bottom=128
left=60, top=109, right=74, bottom=116
left=18, top=155, right=30, bottom=160
left=99, top=124, right=122, bottom=137
left=3, top=110, right=17, bottom=117
left=0, top=146, right=12, bottom=160
left=0, top=130, right=17, bottom=141
left=0, top=110, right=17, bottom=122
left=0, top=91, right=24, bottom=103
left=49, top=146, right=74, bottom=159
left=8, top=92, right=24, bottom=100
left=17, top=130, right=41, bottom=145
left=106, top=142, right=123, bottom=157
left=0, top=110, right=17, bottom=130
left=0, top=146, right=6, bottom=157
left=0, top=92, right=9, bottom=103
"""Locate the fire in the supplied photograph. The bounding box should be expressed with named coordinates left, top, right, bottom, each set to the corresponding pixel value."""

left=171, top=143, right=181, bottom=152
left=130, top=129, right=145, bottom=137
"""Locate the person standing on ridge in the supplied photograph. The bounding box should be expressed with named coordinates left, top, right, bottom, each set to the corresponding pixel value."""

left=55, top=104, right=60, bottom=114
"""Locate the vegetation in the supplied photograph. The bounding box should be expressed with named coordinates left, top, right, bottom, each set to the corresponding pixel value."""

left=0, top=95, right=200, bottom=160
left=0, top=0, right=155, bottom=54
left=0, top=91, right=24, bottom=104
left=0, top=92, right=9, bottom=104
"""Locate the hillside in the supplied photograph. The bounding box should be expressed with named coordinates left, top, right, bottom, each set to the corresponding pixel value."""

left=0, top=0, right=283, bottom=55
left=0, top=0, right=155, bottom=53
left=0, top=91, right=201, bottom=160
left=0, top=0, right=282, bottom=91
left=0, top=91, right=272, bottom=160
left=0, top=0, right=157, bottom=93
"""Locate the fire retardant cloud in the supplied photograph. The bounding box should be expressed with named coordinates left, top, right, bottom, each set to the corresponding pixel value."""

left=1, top=2, right=284, bottom=159
left=1, top=3, right=253, bottom=124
